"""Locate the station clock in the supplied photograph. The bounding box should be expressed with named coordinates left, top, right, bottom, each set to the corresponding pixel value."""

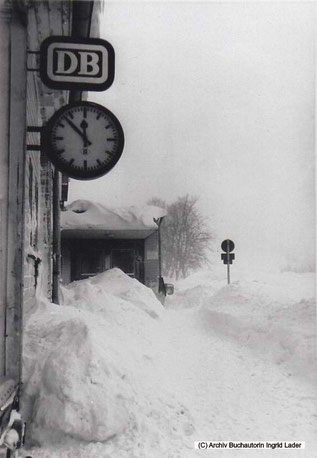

left=42, top=101, right=124, bottom=180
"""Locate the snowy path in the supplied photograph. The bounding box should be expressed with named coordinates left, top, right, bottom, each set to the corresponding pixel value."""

left=23, top=270, right=316, bottom=458
left=157, top=307, right=317, bottom=457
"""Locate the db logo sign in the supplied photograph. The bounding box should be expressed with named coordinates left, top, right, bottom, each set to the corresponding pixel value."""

left=40, top=36, right=115, bottom=91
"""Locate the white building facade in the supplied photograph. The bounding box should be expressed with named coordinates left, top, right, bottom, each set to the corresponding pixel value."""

left=0, top=0, right=101, bottom=383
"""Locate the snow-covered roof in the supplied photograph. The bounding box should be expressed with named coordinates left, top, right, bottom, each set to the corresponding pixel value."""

left=61, top=200, right=167, bottom=240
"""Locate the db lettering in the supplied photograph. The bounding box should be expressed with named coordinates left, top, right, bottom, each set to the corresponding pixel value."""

left=40, top=36, right=115, bottom=90
left=54, top=49, right=102, bottom=77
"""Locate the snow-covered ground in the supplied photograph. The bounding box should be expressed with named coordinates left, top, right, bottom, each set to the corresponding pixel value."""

left=21, top=267, right=316, bottom=457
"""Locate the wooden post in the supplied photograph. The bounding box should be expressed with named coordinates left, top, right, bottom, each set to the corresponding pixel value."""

left=4, top=5, right=27, bottom=379
left=52, top=169, right=61, bottom=304
left=0, top=3, right=12, bottom=377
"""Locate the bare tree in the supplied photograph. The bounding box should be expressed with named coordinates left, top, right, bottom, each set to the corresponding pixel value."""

left=148, top=195, right=213, bottom=279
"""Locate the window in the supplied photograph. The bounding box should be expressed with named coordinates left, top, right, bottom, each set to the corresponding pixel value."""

left=80, top=248, right=105, bottom=277
left=111, top=249, right=135, bottom=276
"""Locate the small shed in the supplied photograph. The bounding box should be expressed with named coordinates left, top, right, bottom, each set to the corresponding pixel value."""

left=61, top=200, right=167, bottom=295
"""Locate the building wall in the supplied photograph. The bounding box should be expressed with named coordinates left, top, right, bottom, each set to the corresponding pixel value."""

left=144, top=231, right=160, bottom=290
left=2, top=0, right=100, bottom=378
left=2, top=0, right=72, bottom=379
left=62, top=232, right=166, bottom=303
left=5, top=2, right=29, bottom=379
left=61, top=244, right=71, bottom=285
left=61, top=238, right=145, bottom=284
left=0, top=0, right=13, bottom=376
left=23, top=0, right=71, bottom=316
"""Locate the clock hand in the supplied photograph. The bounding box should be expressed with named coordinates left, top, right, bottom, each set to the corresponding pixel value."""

left=64, top=117, right=92, bottom=146
left=80, top=120, right=90, bottom=148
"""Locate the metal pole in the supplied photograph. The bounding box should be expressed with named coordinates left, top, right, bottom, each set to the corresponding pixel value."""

left=52, top=169, right=61, bottom=304
left=227, top=240, right=230, bottom=285
left=157, top=218, right=163, bottom=278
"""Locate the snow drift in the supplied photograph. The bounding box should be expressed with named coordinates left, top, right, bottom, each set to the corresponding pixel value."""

left=23, top=269, right=194, bottom=454
left=171, top=269, right=316, bottom=383
left=23, top=267, right=316, bottom=457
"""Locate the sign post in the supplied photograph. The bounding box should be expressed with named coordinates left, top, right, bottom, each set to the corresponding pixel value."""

left=221, top=239, right=235, bottom=285
left=227, top=254, right=230, bottom=285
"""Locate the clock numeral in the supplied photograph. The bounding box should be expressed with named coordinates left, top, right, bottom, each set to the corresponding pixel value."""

left=68, top=159, right=74, bottom=166
left=54, top=136, right=64, bottom=141
left=84, top=160, right=87, bottom=171
left=83, top=108, right=87, bottom=118
left=57, top=123, right=65, bottom=128
left=96, top=159, right=103, bottom=166
left=56, top=149, right=65, bottom=155
left=105, top=150, right=114, bottom=155
left=105, top=124, right=111, bottom=129
left=68, top=112, right=74, bottom=119
left=107, top=138, right=117, bottom=142
left=97, top=113, right=102, bottom=120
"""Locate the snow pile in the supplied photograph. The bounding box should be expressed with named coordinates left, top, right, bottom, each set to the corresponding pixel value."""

left=62, top=268, right=163, bottom=319
left=172, top=269, right=316, bottom=383
left=24, top=302, right=129, bottom=443
left=23, top=269, right=195, bottom=455
left=61, top=200, right=166, bottom=231
left=167, top=268, right=225, bottom=309
left=22, top=267, right=316, bottom=457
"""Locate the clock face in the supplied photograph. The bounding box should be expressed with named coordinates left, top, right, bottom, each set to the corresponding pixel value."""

left=42, top=101, right=124, bottom=180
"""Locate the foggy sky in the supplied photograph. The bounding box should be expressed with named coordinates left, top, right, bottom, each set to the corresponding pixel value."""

left=69, top=1, right=316, bottom=272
